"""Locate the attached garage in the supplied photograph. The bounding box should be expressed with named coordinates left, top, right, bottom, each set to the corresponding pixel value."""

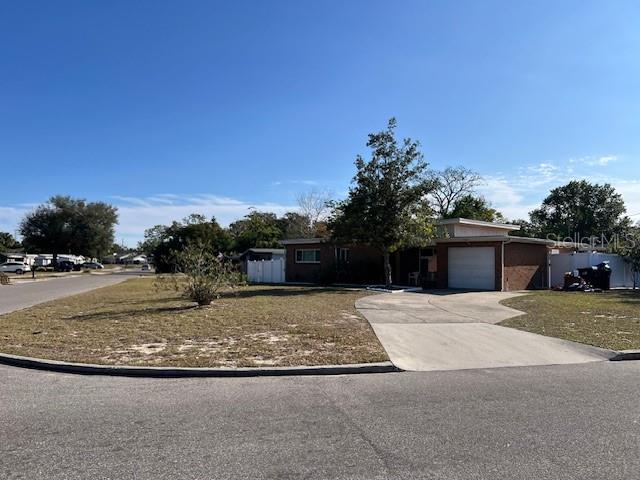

left=447, top=246, right=496, bottom=290
left=436, top=228, right=564, bottom=292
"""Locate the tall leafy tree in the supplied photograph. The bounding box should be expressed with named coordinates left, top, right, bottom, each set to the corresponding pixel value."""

left=140, top=215, right=230, bottom=273
left=0, top=232, right=20, bottom=251
left=445, top=194, right=506, bottom=223
left=228, top=211, right=284, bottom=252
left=279, top=212, right=312, bottom=239
left=508, top=219, right=538, bottom=238
left=529, top=180, right=630, bottom=242
left=329, top=118, right=433, bottom=287
left=19, top=196, right=118, bottom=262
left=619, top=227, right=640, bottom=289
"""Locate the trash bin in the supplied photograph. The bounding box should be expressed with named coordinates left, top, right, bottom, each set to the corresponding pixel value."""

left=578, top=263, right=612, bottom=290
left=577, top=267, right=597, bottom=287
left=595, top=262, right=612, bottom=290
left=564, top=272, right=583, bottom=290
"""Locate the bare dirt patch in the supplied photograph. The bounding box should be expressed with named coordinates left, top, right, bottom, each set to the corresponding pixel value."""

left=0, top=278, right=387, bottom=367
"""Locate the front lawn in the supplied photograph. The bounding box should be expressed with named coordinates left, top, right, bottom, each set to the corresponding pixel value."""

left=0, top=278, right=387, bottom=367
left=500, top=290, right=640, bottom=351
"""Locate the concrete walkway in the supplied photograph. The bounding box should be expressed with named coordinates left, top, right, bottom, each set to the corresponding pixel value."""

left=356, top=290, right=614, bottom=372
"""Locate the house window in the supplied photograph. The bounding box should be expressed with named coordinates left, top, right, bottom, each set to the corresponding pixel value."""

left=295, top=249, right=321, bottom=263
left=336, top=248, right=350, bottom=263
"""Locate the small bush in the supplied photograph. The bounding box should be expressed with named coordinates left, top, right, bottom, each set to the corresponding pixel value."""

left=156, top=244, right=245, bottom=305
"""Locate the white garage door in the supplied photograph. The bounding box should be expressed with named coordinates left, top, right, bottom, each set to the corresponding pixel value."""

left=448, top=247, right=496, bottom=290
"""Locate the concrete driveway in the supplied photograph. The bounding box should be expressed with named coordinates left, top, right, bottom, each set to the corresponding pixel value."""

left=356, top=290, right=614, bottom=372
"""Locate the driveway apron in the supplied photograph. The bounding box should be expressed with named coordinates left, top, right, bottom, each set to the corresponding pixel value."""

left=356, top=291, right=614, bottom=372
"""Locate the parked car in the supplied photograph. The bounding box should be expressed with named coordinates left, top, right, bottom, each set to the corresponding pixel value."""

left=82, top=262, right=104, bottom=269
left=55, top=260, right=82, bottom=272
left=0, top=262, right=31, bottom=274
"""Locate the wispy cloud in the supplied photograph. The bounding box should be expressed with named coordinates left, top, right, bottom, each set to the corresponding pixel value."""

left=477, top=176, right=534, bottom=220
left=110, top=195, right=154, bottom=207
left=569, top=154, right=618, bottom=167
left=0, top=205, right=30, bottom=235
left=479, top=153, right=638, bottom=221
left=523, top=163, right=562, bottom=184
left=271, top=179, right=319, bottom=187
left=477, top=176, right=524, bottom=205
left=612, top=180, right=640, bottom=220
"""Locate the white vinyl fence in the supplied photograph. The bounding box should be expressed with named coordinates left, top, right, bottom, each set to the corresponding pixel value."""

left=550, top=252, right=638, bottom=288
left=247, top=259, right=285, bottom=284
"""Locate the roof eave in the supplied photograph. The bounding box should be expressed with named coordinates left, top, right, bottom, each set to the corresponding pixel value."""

left=436, top=217, right=521, bottom=231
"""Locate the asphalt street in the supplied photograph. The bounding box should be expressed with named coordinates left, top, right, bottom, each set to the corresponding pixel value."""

left=0, top=272, right=136, bottom=314
left=2, top=361, right=639, bottom=479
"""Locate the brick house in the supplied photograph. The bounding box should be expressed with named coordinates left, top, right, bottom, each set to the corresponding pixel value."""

left=281, top=239, right=386, bottom=285
left=282, top=218, right=581, bottom=291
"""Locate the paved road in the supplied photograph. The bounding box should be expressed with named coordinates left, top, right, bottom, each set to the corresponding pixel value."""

left=357, top=291, right=613, bottom=371
left=1, top=361, right=639, bottom=479
left=0, top=273, right=133, bottom=315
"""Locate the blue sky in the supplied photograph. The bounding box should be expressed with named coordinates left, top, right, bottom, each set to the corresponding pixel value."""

left=1, top=0, right=639, bottom=246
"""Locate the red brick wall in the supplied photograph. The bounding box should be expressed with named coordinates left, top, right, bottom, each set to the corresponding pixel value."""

left=436, top=242, right=503, bottom=291
left=503, top=242, right=549, bottom=291
left=284, top=243, right=384, bottom=284
left=285, top=243, right=331, bottom=283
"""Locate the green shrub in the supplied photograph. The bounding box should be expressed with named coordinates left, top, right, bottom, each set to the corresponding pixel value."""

left=155, top=244, right=245, bottom=305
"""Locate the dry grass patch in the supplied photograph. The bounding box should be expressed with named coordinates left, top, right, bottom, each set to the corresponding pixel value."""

left=0, top=278, right=387, bottom=367
left=500, top=290, right=640, bottom=351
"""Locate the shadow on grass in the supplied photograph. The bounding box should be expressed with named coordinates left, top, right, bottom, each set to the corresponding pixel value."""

left=62, top=304, right=199, bottom=322
left=225, top=287, right=359, bottom=300
left=505, top=290, right=640, bottom=312
left=59, top=286, right=361, bottom=322
left=119, top=295, right=185, bottom=306
left=603, top=290, right=640, bottom=306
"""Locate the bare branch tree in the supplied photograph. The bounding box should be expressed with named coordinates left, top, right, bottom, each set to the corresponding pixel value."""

left=427, top=166, right=483, bottom=217
left=296, top=189, right=332, bottom=236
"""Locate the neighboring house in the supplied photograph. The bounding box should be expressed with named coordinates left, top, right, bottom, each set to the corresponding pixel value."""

left=118, top=253, right=147, bottom=264
left=236, top=248, right=285, bottom=273
left=282, top=218, right=586, bottom=292
left=33, top=254, right=85, bottom=266
left=1, top=253, right=86, bottom=266
left=1, top=253, right=39, bottom=266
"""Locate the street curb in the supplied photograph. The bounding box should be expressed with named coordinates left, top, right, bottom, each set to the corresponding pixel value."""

left=0, top=352, right=401, bottom=378
left=610, top=350, right=640, bottom=362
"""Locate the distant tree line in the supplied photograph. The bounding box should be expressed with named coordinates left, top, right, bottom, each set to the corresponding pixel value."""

left=6, top=119, right=637, bottom=280
left=140, top=191, right=332, bottom=273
